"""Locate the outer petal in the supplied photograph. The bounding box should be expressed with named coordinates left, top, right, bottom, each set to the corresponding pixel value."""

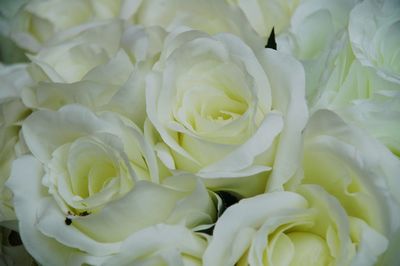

left=22, top=80, right=120, bottom=111
left=349, top=217, right=388, bottom=266
left=10, top=0, right=122, bottom=53
left=6, top=156, right=90, bottom=265
left=120, top=0, right=263, bottom=49
left=234, top=0, right=301, bottom=37
left=22, top=105, right=110, bottom=162
left=198, top=112, right=282, bottom=178
left=0, top=64, right=33, bottom=222
left=277, top=0, right=357, bottom=60
left=260, top=49, right=308, bottom=191
left=66, top=178, right=214, bottom=243
left=0, top=63, right=32, bottom=99
left=101, top=224, right=207, bottom=266
left=339, top=91, right=400, bottom=156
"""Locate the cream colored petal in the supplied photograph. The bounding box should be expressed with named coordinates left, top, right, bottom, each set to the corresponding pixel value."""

left=102, top=224, right=206, bottom=266
left=260, top=49, right=308, bottom=191
left=22, top=105, right=109, bottom=162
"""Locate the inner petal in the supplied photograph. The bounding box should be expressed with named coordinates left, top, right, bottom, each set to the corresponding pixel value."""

left=176, top=59, right=252, bottom=104
left=51, top=44, right=110, bottom=83
left=67, top=138, right=116, bottom=198
left=88, top=161, right=117, bottom=196
left=177, top=85, right=247, bottom=131
left=174, top=60, right=251, bottom=124
left=287, top=231, right=332, bottom=266
left=269, top=233, right=294, bottom=266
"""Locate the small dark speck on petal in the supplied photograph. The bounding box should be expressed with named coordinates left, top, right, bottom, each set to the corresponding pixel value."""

left=65, top=218, right=72, bottom=225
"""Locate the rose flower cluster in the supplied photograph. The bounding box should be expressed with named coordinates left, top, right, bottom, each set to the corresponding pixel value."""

left=0, top=0, right=399, bottom=265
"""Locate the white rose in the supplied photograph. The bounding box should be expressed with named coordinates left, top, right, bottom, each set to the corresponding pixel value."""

left=305, top=32, right=400, bottom=155
left=121, top=0, right=263, bottom=49
left=25, top=20, right=131, bottom=84
left=6, top=105, right=218, bottom=265
left=22, top=20, right=165, bottom=127
left=11, top=0, right=122, bottom=52
left=349, top=0, right=400, bottom=84
left=302, top=110, right=400, bottom=264
left=204, top=188, right=390, bottom=266
left=0, top=63, right=32, bottom=222
left=275, top=0, right=400, bottom=155
left=204, top=111, right=400, bottom=266
left=145, top=29, right=308, bottom=197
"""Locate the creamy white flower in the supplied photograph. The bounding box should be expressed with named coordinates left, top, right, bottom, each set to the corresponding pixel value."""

left=204, top=189, right=351, bottom=266
left=302, top=110, right=400, bottom=264
left=22, top=20, right=165, bottom=127
left=227, top=0, right=301, bottom=38
left=0, top=64, right=32, bottom=222
left=121, top=0, right=263, bottom=49
left=6, top=105, right=218, bottom=265
left=349, top=0, right=400, bottom=84
left=25, top=20, right=131, bottom=84
left=275, top=0, right=400, bottom=155
left=145, top=29, right=308, bottom=196
left=306, top=33, right=400, bottom=156
left=11, top=0, right=122, bottom=52
left=204, top=111, right=400, bottom=266
left=204, top=188, right=388, bottom=266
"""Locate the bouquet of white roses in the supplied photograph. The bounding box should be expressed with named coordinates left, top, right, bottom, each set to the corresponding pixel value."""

left=0, top=0, right=399, bottom=265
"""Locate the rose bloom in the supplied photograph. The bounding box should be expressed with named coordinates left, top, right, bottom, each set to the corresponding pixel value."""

left=7, top=105, right=218, bottom=265
left=349, top=0, right=400, bottom=84
left=276, top=0, right=400, bottom=155
left=204, top=110, right=400, bottom=266
left=145, top=28, right=308, bottom=197
left=22, top=19, right=165, bottom=128
left=10, top=0, right=121, bottom=52
left=309, top=36, right=400, bottom=156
